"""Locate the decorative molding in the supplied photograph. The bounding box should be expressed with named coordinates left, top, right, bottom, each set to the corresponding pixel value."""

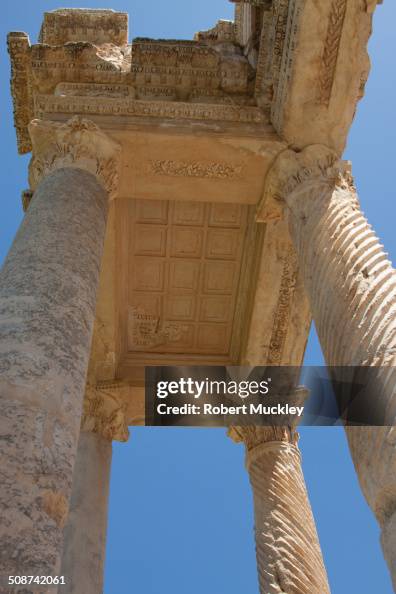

left=271, top=0, right=303, bottom=132
left=150, top=159, right=244, bottom=180
left=35, top=94, right=265, bottom=124
left=316, top=0, right=348, bottom=106
left=82, top=381, right=130, bottom=442
left=257, top=144, right=341, bottom=222
left=267, top=248, right=298, bottom=365
left=7, top=32, right=32, bottom=155
left=28, top=116, right=121, bottom=198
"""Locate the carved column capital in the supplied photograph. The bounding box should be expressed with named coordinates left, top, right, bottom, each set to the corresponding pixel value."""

left=28, top=116, right=121, bottom=198
left=257, top=144, right=354, bottom=222
left=228, top=385, right=309, bottom=461
left=81, top=381, right=130, bottom=443
left=229, top=425, right=299, bottom=448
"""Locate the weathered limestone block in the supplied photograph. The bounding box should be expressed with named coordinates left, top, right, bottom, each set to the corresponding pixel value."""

left=230, top=418, right=330, bottom=594
left=39, top=8, right=129, bottom=47
left=260, top=144, right=396, bottom=589
left=0, top=117, right=120, bottom=588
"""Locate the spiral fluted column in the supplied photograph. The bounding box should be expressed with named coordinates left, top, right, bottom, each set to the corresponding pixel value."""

left=230, top=425, right=330, bottom=594
left=260, top=144, right=396, bottom=589
left=0, top=117, right=120, bottom=589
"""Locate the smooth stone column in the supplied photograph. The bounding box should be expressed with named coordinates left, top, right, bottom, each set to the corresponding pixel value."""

left=61, top=432, right=112, bottom=594
left=260, top=144, right=396, bottom=588
left=61, top=383, right=129, bottom=594
left=230, top=424, right=330, bottom=594
left=0, top=117, right=120, bottom=585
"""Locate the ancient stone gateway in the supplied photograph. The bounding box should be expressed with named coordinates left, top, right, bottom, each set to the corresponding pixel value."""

left=2, top=2, right=395, bottom=593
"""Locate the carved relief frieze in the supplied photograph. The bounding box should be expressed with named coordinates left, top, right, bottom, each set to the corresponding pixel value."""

left=267, top=248, right=298, bottom=365
left=128, top=307, right=184, bottom=350
left=316, top=0, right=347, bottom=106
left=150, top=159, right=244, bottom=180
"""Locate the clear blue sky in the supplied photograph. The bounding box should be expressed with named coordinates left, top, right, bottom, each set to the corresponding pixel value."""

left=1, top=2, right=395, bottom=593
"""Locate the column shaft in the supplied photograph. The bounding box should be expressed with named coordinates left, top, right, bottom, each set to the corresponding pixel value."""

left=275, top=146, right=396, bottom=588
left=247, top=442, right=330, bottom=594
left=0, top=167, right=108, bottom=581
left=61, top=431, right=112, bottom=594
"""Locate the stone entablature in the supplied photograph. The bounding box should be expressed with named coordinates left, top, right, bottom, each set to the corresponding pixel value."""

left=8, top=8, right=256, bottom=155
left=8, top=2, right=380, bottom=156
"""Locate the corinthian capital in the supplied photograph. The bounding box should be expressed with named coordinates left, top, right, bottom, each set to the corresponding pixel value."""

left=228, top=385, right=309, bottom=454
left=257, top=144, right=352, bottom=222
left=28, top=116, right=121, bottom=198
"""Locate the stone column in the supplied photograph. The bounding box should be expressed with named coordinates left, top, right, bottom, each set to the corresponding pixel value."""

left=61, top=383, right=129, bottom=594
left=0, top=116, right=120, bottom=586
left=259, top=144, right=396, bottom=588
left=230, top=419, right=330, bottom=593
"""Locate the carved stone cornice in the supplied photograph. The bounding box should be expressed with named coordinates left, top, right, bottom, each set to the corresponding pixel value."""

left=28, top=116, right=121, bottom=198
left=8, top=8, right=260, bottom=155
left=81, top=381, right=130, bottom=442
left=257, top=144, right=344, bottom=222
left=34, top=94, right=264, bottom=126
